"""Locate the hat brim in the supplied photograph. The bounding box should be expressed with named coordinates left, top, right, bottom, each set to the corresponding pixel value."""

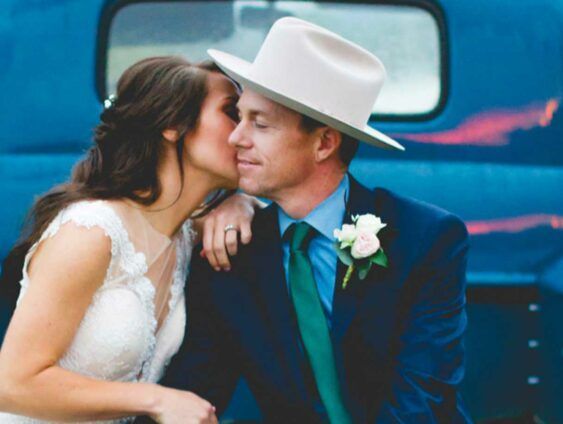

left=208, top=49, right=404, bottom=151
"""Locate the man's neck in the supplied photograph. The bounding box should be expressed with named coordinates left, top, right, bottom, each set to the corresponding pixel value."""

left=275, top=170, right=346, bottom=220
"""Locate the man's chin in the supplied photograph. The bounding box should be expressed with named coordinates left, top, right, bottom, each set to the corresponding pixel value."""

left=238, top=177, right=264, bottom=197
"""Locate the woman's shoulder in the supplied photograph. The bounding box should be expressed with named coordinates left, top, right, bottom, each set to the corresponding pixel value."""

left=20, top=200, right=118, bottom=292
left=39, top=199, right=132, bottom=259
left=64, top=198, right=127, bottom=230
left=61, top=199, right=123, bottom=228
left=33, top=218, right=113, bottom=278
left=36, top=199, right=148, bottom=278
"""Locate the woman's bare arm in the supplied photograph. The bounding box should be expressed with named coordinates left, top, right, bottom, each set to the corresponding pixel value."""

left=0, top=223, right=215, bottom=422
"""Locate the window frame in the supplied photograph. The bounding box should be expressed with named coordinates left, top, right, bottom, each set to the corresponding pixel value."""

left=96, top=0, right=449, bottom=122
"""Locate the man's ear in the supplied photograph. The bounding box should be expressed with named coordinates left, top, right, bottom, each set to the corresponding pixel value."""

left=162, top=129, right=180, bottom=144
left=314, top=127, right=342, bottom=162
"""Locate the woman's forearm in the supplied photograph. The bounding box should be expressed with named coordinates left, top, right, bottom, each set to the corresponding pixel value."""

left=0, top=365, right=163, bottom=421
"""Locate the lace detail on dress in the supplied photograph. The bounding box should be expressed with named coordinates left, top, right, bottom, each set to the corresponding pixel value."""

left=3, top=200, right=194, bottom=423
left=140, top=219, right=195, bottom=383
left=20, top=200, right=147, bottom=292
left=172, top=220, right=196, bottom=310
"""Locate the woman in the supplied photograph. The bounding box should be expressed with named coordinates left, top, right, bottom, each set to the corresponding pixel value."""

left=0, top=56, right=258, bottom=423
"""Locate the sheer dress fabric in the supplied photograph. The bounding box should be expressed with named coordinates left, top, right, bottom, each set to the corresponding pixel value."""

left=0, top=200, right=195, bottom=423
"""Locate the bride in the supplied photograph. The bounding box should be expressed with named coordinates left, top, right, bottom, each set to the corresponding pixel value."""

left=0, top=56, right=259, bottom=423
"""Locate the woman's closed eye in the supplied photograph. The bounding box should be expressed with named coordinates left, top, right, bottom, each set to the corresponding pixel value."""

left=223, top=104, right=240, bottom=122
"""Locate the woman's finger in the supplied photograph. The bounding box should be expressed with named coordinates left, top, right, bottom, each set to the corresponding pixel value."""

left=239, top=220, right=253, bottom=245
left=225, top=229, right=239, bottom=257
left=213, top=222, right=232, bottom=270
left=203, top=218, right=220, bottom=271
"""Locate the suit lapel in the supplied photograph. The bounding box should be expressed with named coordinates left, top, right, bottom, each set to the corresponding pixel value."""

left=251, top=204, right=311, bottom=398
left=252, top=204, right=295, bottom=344
left=331, top=175, right=400, bottom=343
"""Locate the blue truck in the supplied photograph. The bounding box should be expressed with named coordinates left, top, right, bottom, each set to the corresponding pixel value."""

left=0, top=0, right=562, bottom=422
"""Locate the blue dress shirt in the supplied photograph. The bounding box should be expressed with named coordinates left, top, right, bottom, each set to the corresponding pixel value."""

left=278, top=174, right=350, bottom=326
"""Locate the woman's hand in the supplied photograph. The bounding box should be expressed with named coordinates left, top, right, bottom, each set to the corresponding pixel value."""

left=151, top=387, right=217, bottom=424
left=198, top=193, right=265, bottom=271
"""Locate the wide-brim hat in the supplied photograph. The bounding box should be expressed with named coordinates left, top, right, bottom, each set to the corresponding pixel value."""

left=208, top=17, right=404, bottom=151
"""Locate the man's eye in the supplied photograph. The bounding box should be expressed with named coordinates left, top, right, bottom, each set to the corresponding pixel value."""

left=253, top=121, right=268, bottom=129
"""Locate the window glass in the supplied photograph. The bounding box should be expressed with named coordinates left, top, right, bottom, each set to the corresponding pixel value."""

left=106, top=1, right=442, bottom=115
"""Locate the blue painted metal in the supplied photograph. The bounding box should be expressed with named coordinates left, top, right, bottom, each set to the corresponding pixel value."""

left=0, top=0, right=561, bottom=422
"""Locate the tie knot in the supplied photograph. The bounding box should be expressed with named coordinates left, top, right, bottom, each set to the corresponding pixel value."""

left=289, top=222, right=314, bottom=252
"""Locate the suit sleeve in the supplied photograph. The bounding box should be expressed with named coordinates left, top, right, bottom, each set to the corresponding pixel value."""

left=158, top=248, right=241, bottom=414
left=374, top=215, right=472, bottom=424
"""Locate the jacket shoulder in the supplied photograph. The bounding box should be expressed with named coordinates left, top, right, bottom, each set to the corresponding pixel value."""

left=373, top=187, right=467, bottom=240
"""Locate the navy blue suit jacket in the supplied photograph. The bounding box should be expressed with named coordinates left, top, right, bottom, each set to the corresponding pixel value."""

left=161, top=175, right=473, bottom=423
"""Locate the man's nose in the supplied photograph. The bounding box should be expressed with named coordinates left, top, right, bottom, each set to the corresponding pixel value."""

left=228, top=122, right=250, bottom=148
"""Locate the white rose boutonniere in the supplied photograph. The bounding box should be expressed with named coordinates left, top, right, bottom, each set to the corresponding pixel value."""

left=333, top=213, right=389, bottom=289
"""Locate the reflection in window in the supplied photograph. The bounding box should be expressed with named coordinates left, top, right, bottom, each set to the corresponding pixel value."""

left=106, top=1, right=442, bottom=115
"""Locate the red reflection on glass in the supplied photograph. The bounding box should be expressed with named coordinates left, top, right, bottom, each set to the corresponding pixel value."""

left=466, top=214, right=563, bottom=235
left=396, top=98, right=560, bottom=146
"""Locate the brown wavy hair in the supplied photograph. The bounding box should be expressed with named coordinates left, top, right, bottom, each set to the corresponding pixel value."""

left=0, top=56, right=232, bottom=305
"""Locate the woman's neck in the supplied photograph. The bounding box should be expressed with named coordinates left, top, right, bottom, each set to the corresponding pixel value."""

left=129, top=166, right=218, bottom=238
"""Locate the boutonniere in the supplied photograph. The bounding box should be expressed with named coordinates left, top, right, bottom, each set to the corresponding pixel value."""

left=333, top=214, right=389, bottom=289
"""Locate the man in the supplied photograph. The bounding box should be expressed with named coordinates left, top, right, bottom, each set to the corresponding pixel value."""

left=162, top=17, right=472, bottom=423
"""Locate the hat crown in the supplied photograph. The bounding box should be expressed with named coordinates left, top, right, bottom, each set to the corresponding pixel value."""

left=207, top=17, right=404, bottom=150
left=249, top=17, right=386, bottom=128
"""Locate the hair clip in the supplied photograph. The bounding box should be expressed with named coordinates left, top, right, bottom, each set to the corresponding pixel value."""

left=104, top=94, right=117, bottom=109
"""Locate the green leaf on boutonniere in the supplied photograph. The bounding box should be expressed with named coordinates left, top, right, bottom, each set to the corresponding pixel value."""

left=357, top=260, right=373, bottom=280
left=334, top=243, right=353, bottom=266
left=371, top=249, right=389, bottom=267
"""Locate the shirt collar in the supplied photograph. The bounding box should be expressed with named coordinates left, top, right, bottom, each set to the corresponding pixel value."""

left=278, top=174, right=350, bottom=240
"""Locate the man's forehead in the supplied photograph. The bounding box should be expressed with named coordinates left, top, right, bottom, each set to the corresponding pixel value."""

left=238, top=89, right=297, bottom=118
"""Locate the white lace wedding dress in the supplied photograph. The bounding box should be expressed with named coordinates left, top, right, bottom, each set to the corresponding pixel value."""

left=0, top=200, right=196, bottom=423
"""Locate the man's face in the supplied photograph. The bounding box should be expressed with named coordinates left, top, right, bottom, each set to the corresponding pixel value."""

left=228, top=89, right=316, bottom=200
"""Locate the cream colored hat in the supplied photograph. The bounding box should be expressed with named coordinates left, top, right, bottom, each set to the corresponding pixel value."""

left=208, top=17, right=404, bottom=151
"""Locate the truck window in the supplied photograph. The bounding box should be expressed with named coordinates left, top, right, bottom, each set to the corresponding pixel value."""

left=103, top=1, right=443, bottom=117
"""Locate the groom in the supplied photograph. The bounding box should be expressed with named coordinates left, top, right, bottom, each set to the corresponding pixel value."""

left=162, top=18, right=472, bottom=423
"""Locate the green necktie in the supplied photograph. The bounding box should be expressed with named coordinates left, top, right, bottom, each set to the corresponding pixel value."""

left=288, top=222, right=352, bottom=424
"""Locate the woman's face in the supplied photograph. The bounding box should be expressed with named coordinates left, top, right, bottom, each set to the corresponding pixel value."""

left=183, top=72, right=240, bottom=190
